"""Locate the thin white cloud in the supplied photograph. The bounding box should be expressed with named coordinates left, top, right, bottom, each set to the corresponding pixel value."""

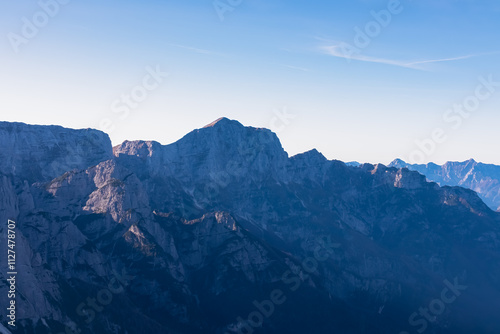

left=321, top=45, right=418, bottom=69
left=405, top=55, right=474, bottom=66
left=321, top=45, right=499, bottom=70
left=280, top=64, right=310, bottom=72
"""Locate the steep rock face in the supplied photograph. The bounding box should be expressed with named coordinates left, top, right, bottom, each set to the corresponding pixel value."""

left=0, top=174, right=73, bottom=331
left=0, top=122, right=113, bottom=183
left=114, top=117, right=289, bottom=182
left=390, top=158, right=500, bottom=211
left=114, top=118, right=291, bottom=219
left=0, top=152, right=190, bottom=332
left=2, top=119, right=500, bottom=334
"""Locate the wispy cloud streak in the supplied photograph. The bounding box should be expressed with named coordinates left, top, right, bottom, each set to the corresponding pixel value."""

left=280, top=64, right=310, bottom=72
left=321, top=45, right=499, bottom=70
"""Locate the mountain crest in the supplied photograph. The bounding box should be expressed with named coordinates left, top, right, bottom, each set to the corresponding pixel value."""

left=202, top=117, right=237, bottom=128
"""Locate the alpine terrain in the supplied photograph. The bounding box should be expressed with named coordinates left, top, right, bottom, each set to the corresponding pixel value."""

left=390, top=159, right=500, bottom=212
left=1, top=118, right=500, bottom=334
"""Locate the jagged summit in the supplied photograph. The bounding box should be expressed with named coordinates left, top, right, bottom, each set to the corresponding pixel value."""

left=391, top=158, right=480, bottom=168
left=202, top=117, right=239, bottom=128
left=291, top=149, right=327, bottom=162
left=114, top=117, right=290, bottom=183
left=390, top=158, right=406, bottom=165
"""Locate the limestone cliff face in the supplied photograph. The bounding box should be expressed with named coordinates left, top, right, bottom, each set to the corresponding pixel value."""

left=0, top=122, right=113, bottom=183
left=1, top=119, right=500, bottom=334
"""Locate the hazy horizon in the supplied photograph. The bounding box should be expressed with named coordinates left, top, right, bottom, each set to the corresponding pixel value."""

left=2, top=0, right=499, bottom=164
left=0, top=117, right=489, bottom=166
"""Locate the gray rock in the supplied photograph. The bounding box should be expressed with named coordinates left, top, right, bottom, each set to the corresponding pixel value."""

left=390, top=158, right=500, bottom=211
left=1, top=119, right=500, bottom=334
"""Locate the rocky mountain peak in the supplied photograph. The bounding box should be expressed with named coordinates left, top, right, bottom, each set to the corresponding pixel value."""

left=291, top=149, right=327, bottom=163
left=115, top=117, right=289, bottom=183
left=465, top=158, right=478, bottom=167
left=202, top=117, right=236, bottom=128
left=389, top=158, right=406, bottom=167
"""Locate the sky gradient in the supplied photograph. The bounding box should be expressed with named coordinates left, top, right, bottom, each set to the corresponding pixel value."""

left=1, top=0, right=499, bottom=164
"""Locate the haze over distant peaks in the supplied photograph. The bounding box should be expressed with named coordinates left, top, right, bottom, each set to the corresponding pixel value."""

left=390, top=158, right=500, bottom=211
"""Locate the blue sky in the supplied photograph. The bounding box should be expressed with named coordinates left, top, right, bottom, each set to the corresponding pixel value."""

left=1, top=0, right=499, bottom=164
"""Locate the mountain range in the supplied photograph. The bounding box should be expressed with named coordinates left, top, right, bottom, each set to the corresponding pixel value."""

left=389, top=159, right=500, bottom=212
left=1, top=118, right=500, bottom=333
